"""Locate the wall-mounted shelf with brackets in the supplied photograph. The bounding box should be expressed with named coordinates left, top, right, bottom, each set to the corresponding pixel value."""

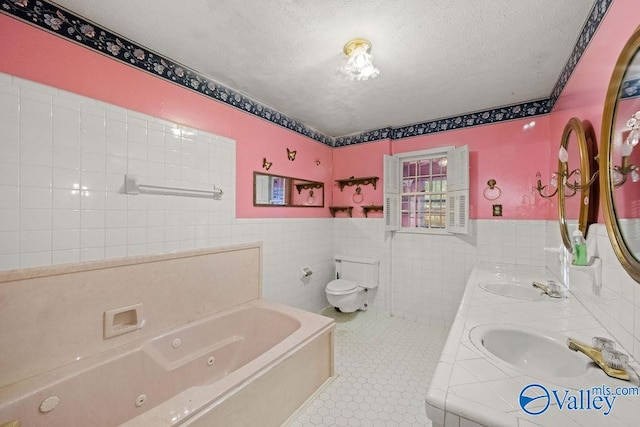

left=329, top=206, right=353, bottom=217
left=362, top=205, right=383, bottom=217
left=335, top=176, right=379, bottom=191
left=295, top=182, right=324, bottom=194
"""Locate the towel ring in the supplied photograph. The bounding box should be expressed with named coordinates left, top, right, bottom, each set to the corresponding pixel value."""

left=352, top=186, right=364, bottom=204
left=307, top=190, right=316, bottom=205
left=483, top=179, right=501, bottom=200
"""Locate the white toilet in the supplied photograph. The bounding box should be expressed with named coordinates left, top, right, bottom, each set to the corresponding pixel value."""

left=325, top=255, right=379, bottom=313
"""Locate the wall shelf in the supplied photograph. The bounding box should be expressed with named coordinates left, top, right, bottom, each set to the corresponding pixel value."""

left=295, top=182, right=324, bottom=194
left=362, top=205, right=384, bottom=217
left=336, top=176, right=379, bottom=191
left=329, top=206, right=353, bottom=217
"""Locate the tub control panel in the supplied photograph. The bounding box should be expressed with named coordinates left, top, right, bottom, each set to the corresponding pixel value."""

left=103, top=303, right=144, bottom=339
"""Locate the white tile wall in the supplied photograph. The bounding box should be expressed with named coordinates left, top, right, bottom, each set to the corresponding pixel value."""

left=391, top=220, right=547, bottom=327
left=234, top=218, right=334, bottom=314
left=0, top=73, right=236, bottom=269
left=330, top=219, right=547, bottom=327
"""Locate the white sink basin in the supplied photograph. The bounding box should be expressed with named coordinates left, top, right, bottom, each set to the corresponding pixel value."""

left=478, top=281, right=543, bottom=300
left=469, top=324, right=589, bottom=380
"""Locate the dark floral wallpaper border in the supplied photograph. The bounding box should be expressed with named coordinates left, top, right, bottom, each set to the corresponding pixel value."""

left=548, top=0, right=614, bottom=107
left=334, top=100, right=551, bottom=147
left=1, top=0, right=611, bottom=147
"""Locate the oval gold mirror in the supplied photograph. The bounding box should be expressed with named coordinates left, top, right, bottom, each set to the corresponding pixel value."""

left=558, top=117, right=598, bottom=251
left=601, top=25, right=640, bottom=282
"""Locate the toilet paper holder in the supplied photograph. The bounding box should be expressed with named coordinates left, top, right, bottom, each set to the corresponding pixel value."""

left=301, top=267, right=313, bottom=278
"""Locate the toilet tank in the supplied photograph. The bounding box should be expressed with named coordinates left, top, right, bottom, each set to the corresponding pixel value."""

left=335, top=255, right=379, bottom=289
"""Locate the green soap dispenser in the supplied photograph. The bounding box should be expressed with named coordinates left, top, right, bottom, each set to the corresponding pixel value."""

left=572, top=229, right=588, bottom=266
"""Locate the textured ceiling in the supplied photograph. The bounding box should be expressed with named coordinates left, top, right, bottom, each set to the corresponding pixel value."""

left=50, top=0, right=596, bottom=138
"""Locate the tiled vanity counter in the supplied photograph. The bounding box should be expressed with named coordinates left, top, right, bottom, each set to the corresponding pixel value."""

left=426, top=263, right=640, bottom=427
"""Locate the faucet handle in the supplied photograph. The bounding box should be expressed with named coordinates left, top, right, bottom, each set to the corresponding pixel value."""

left=592, top=336, right=616, bottom=351
left=547, top=281, right=561, bottom=295
left=602, top=348, right=629, bottom=370
left=531, top=280, right=565, bottom=298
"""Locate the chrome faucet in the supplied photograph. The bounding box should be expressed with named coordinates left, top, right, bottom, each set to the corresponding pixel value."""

left=532, top=280, right=564, bottom=298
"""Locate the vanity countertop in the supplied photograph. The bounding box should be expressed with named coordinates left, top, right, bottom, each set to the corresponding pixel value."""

left=426, top=263, right=640, bottom=427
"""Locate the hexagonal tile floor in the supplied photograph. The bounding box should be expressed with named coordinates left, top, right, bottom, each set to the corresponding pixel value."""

left=286, top=309, right=449, bottom=426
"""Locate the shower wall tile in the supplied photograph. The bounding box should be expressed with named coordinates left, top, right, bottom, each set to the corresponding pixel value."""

left=0, top=89, right=19, bottom=119
left=19, top=251, right=51, bottom=269
left=0, top=72, right=236, bottom=271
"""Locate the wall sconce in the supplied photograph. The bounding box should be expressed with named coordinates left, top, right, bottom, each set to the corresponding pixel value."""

left=534, top=146, right=598, bottom=198
left=338, top=38, right=380, bottom=81
left=613, top=111, right=640, bottom=186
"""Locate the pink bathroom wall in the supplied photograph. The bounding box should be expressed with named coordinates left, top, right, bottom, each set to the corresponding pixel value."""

left=239, top=139, right=332, bottom=217
left=331, top=140, right=391, bottom=218
left=331, top=0, right=640, bottom=222
left=390, top=117, right=553, bottom=220
left=2, top=0, right=638, bottom=222
left=549, top=0, right=639, bottom=223
left=0, top=14, right=332, bottom=219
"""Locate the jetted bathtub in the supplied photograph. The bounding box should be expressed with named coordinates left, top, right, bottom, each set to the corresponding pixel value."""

left=0, top=300, right=335, bottom=426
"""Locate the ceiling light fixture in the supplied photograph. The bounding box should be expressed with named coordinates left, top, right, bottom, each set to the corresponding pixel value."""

left=338, top=38, right=380, bottom=81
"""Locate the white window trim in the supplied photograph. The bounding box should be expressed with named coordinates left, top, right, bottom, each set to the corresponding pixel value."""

left=384, top=145, right=469, bottom=235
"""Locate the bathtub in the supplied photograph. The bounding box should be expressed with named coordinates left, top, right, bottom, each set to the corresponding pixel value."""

left=0, top=299, right=335, bottom=426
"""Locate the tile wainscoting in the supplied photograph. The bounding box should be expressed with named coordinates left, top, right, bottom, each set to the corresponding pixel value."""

left=334, top=219, right=548, bottom=327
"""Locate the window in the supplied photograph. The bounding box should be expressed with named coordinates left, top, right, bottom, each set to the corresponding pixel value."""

left=384, top=145, right=469, bottom=234
left=401, top=155, right=448, bottom=229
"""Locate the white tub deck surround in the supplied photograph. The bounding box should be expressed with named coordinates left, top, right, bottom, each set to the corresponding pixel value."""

left=426, top=263, right=640, bottom=427
left=0, top=243, right=335, bottom=426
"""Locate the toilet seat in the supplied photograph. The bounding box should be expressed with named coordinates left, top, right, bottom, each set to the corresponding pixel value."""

left=326, top=279, right=359, bottom=295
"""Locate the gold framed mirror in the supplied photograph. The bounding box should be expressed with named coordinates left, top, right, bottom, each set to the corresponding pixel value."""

left=558, top=117, right=598, bottom=251
left=601, top=25, right=640, bottom=282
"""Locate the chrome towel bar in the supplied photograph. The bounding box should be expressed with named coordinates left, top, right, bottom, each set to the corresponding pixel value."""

left=124, top=174, right=223, bottom=199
